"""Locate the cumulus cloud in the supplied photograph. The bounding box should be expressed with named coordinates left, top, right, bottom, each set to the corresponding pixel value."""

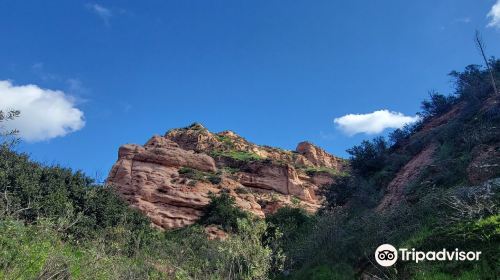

left=487, top=0, right=500, bottom=28
left=86, top=3, right=112, bottom=25
left=0, top=80, right=85, bottom=142
left=334, top=110, right=419, bottom=136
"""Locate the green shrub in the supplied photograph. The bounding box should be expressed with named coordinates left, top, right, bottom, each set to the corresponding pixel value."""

left=199, top=191, right=249, bottom=232
left=210, top=150, right=262, bottom=162
left=320, top=176, right=355, bottom=210
left=0, top=219, right=165, bottom=280
left=158, top=219, right=273, bottom=280
left=215, top=134, right=236, bottom=149
left=0, top=146, right=151, bottom=243
left=185, top=122, right=206, bottom=131
left=178, top=167, right=222, bottom=185
left=265, top=207, right=315, bottom=274
left=303, top=166, right=347, bottom=177
left=419, top=91, right=456, bottom=119
left=347, top=137, right=389, bottom=177
left=235, top=187, right=250, bottom=194
left=0, top=147, right=276, bottom=279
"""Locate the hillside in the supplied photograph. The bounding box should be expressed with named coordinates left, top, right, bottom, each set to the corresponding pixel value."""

left=289, top=62, right=500, bottom=279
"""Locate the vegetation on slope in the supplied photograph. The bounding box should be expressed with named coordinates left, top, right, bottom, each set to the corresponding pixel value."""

left=210, top=149, right=263, bottom=162
left=280, top=60, right=500, bottom=279
left=0, top=145, right=279, bottom=279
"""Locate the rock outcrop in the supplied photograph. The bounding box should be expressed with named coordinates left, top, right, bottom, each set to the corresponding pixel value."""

left=107, top=123, right=346, bottom=230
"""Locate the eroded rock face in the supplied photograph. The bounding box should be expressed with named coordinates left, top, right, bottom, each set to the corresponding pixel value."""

left=296, top=141, right=342, bottom=169
left=107, top=123, right=346, bottom=230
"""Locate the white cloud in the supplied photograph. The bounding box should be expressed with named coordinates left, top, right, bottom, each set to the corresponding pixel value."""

left=334, top=110, right=419, bottom=136
left=0, top=80, right=85, bottom=142
left=86, top=3, right=112, bottom=25
left=487, top=0, right=500, bottom=28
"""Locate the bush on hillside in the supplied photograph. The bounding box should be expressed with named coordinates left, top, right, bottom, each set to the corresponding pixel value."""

left=0, top=110, right=20, bottom=147
left=320, top=176, right=355, bottom=210
left=264, top=207, right=315, bottom=273
left=0, top=146, right=278, bottom=279
left=199, top=191, right=249, bottom=232
left=178, top=167, right=222, bottom=185
left=347, top=137, right=389, bottom=177
left=0, top=146, right=150, bottom=234
left=450, top=63, right=495, bottom=101
left=419, top=91, right=456, bottom=119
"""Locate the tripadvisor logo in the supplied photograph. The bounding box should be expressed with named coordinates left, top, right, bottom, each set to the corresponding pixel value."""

left=374, top=244, right=482, bottom=267
left=375, top=244, right=398, bottom=266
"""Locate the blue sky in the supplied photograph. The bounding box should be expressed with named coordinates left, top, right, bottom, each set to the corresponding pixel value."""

left=1, top=0, right=499, bottom=180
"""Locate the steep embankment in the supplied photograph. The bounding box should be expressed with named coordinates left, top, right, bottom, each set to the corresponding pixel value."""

left=107, top=123, right=346, bottom=229
left=377, top=96, right=500, bottom=211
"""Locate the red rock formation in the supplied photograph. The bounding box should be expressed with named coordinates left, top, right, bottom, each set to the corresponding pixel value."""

left=296, top=141, right=342, bottom=169
left=107, top=123, right=346, bottom=230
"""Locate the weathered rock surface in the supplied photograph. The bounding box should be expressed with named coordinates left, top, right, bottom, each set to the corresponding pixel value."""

left=107, top=123, right=346, bottom=230
left=296, top=141, right=342, bottom=169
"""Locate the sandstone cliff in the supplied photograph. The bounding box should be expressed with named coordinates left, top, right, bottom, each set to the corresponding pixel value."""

left=107, top=123, right=346, bottom=229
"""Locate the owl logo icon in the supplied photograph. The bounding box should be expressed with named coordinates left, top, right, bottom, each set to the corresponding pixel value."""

left=375, top=244, right=398, bottom=266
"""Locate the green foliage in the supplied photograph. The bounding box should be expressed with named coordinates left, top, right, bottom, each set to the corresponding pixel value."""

left=210, top=150, right=262, bottom=162
left=395, top=213, right=500, bottom=279
left=290, top=196, right=301, bottom=206
left=264, top=207, right=315, bottom=274
left=0, top=219, right=165, bottom=280
left=303, top=166, right=347, bottom=177
left=0, top=146, right=151, bottom=243
left=154, top=221, right=273, bottom=280
left=235, top=186, right=250, bottom=194
left=215, top=134, right=236, bottom=149
left=347, top=136, right=389, bottom=177
left=185, top=122, right=206, bottom=131
left=285, top=61, right=500, bottom=279
left=200, top=191, right=250, bottom=232
left=0, top=217, right=270, bottom=280
left=0, top=146, right=276, bottom=279
left=288, top=177, right=500, bottom=279
left=222, top=166, right=240, bottom=174
left=450, top=63, right=495, bottom=101
left=320, top=176, right=355, bottom=210
left=419, top=91, right=456, bottom=119
left=178, top=167, right=221, bottom=185
left=0, top=110, right=20, bottom=147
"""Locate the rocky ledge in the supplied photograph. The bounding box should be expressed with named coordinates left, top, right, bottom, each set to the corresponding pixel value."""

left=107, top=123, right=346, bottom=230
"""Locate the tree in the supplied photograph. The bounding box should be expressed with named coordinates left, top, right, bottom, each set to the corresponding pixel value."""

left=419, top=91, right=455, bottom=118
left=475, top=30, right=498, bottom=96
left=320, top=176, right=354, bottom=210
left=347, top=137, right=388, bottom=176
left=0, top=110, right=20, bottom=147
left=199, top=191, right=249, bottom=232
